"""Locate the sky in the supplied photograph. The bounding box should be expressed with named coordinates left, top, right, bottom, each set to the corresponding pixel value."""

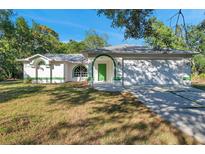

left=14, top=9, right=205, bottom=45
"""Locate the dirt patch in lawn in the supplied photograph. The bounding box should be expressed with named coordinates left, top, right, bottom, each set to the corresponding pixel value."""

left=0, top=81, right=199, bottom=144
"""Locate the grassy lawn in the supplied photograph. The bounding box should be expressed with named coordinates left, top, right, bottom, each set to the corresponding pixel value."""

left=0, top=81, right=198, bottom=144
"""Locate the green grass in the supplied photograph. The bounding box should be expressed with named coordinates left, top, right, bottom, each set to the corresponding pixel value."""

left=0, top=81, right=199, bottom=144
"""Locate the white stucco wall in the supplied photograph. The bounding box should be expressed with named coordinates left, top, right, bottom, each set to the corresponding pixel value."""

left=24, top=57, right=52, bottom=83
left=87, top=58, right=93, bottom=81
left=64, top=62, right=88, bottom=82
left=37, top=64, right=51, bottom=83
left=51, top=62, right=65, bottom=83
left=23, top=54, right=192, bottom=86
left=24, top=60, right=88, bottom=84
left=23, top=62, right=36, bottom=80
left=23, top=57, right=65, bottom=83
left=123, top=59, right=191, bottom=86
left=115, top=57, right=123, bottom=77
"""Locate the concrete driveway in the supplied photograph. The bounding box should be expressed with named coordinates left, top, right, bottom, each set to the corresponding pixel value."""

left=129, top=85, right=205, bottom=144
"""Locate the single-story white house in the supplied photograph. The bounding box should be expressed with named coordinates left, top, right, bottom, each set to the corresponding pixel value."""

left=18, top=44, right=197, bottom=86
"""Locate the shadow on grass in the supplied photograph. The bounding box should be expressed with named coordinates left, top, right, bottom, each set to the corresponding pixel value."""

left=45, top=90, right=198, bottom=144
left=2, top=82, right=197, bottom=144
left=0, top=84, right=45, bottom=103
left=48, top=83, right=119, bottom=107
left=0, top=80, right=22, bottom=85
left=45, top=117, right=197, bottom=144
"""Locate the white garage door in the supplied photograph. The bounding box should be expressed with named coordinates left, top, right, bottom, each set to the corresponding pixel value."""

left=123, top=59, right=186, bottom=86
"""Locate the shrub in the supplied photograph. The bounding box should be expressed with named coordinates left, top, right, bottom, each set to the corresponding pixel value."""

left=193, top=54, right=205, bottom=74
left=192, top=73, right=205, bottom=80
left=0, top=69, right=8, bottom=81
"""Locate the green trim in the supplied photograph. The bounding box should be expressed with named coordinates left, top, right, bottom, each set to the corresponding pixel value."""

left=183, top=76, right=191, bottom=80
left=91, top=54, right=117, bottom=81
left=52, top=77, right=65, bottom=80
left=113, top=76, right=122, bottom=81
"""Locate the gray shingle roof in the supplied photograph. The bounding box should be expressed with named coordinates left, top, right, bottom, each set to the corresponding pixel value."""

left=86, top=44, right=197, bottom=54
left=43, top=54, right=86, bottom=63
left=18, top=44, right=197, bottom=63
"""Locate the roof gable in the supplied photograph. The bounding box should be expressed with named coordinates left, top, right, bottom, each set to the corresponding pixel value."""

left=17, top=53, right=87, bottom=63
left=28, top=54, right=51, bottom=61
left=43, top=54, right=87, bottom=63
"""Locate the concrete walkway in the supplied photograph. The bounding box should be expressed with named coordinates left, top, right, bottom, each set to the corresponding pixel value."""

left=93, top=83, right=205, bottom=143
left=129, top=86, right=205, bottom=144
left=93, top=83, right=124, bottom=92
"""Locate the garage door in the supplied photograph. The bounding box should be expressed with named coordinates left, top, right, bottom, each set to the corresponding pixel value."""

left=123, top=59, right=185, bottom=86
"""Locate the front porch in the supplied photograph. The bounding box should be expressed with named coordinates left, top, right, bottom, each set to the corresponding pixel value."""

left=87, top=53, right=122, bottom=86
left=92, top=55, right=115, bottom=84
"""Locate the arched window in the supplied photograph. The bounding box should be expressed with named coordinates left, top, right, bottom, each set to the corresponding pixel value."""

left=73, top=65, right=87, bottom=77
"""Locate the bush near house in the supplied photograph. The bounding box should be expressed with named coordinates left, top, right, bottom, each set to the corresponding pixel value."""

left=192, top=73, right=205, bottom=80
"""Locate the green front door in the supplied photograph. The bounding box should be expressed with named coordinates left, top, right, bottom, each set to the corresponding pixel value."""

left=98, top=64, right=106, bottom=81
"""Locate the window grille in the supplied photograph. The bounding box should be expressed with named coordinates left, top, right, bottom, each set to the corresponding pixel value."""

left=73, top=65, right=87, bottom=77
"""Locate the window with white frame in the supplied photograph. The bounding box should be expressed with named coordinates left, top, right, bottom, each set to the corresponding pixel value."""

left=73, top=65, right=87, bottom=77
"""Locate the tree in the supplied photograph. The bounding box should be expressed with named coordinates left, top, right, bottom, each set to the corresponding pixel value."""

left=32, top=22, right=59, bottom=40
left=60, top=40, right=86, bottom=54
left=142, top=17, right=205, bottom=74
left=187, top=23, right=205, bottom=55
left=0, top=10, right=16, bottom=80
left=59, top=30, right=108, bottom=54
left=186, top=20, right=205, bottom=74
left=144, top=17, right=187, bottom=50
left=0, top=10, right=15, bottom=38
left=97, top=9, right=153, bottom=39
left=14, top=17, right=32, bottom=57
left=192, top=54, right=205, bottom=74
left=31, top=21, right=61, bottom=54
left=83, top=29, right=108, bottom=49
left=0, top=10, right=63, bottom=80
